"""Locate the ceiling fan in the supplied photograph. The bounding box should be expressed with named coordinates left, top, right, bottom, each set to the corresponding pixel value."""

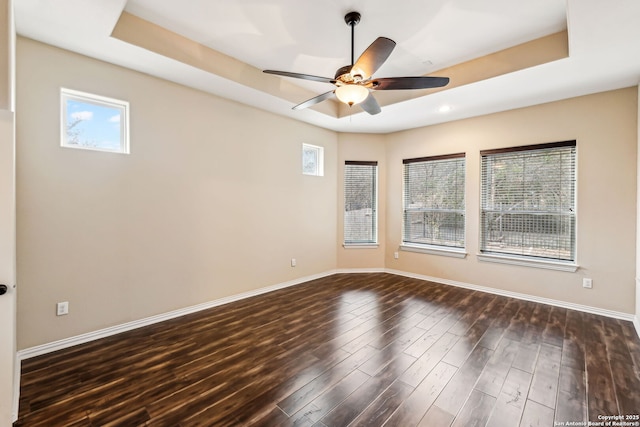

left=263, top=11, right=450, bottom=115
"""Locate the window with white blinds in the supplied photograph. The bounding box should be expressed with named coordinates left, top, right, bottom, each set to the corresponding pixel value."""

left=403, top=154, right=465, bottom=248
left=480, top=141, right=576, bottom=262
left=344, top=161, right=378, bottom=244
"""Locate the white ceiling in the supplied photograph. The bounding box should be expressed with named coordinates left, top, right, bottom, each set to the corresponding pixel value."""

left=13, top=0, right=640, bottom=133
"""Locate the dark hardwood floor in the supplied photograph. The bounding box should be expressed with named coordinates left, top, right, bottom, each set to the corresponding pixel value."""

left=14, top=273, right=640, bottom=426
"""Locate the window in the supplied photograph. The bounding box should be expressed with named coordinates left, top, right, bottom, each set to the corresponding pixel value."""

left=302, top=143, right=324, bottom=176
left=402, top=154, right=466, bottom=252
left=61, top=88, right=129, bottom=154
left=480, top=141, right=576, bottom=265
left=344, top=161, right=378, bottom=245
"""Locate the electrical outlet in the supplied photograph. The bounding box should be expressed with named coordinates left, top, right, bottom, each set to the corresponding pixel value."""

left=56, top=301, right=69, bottom=316
left=291, top=258, right=296, bottom=267
left=394, top=252, right=399, bottom=259
left=582, top=278, right=593, bottom=289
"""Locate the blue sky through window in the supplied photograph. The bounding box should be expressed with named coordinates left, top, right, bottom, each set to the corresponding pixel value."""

left=66, top=100, right=121, bottom=150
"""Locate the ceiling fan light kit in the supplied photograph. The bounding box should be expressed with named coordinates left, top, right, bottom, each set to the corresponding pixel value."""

left=335, top=84, right=369, bottom=106
left=263, top=11, right=450, bottom=115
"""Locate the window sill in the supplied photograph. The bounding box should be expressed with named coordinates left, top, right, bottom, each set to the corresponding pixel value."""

left=400, top=244, right=467, bottom=259
left=343, top=243, right=379, bottom=249
left=477, top=253, right=578, bottom=272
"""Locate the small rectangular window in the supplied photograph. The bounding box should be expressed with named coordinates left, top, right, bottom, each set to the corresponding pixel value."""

left=480, top=141, right=576, bottom=262
left=302, top=143, right=324, bottom=176
left=403, top=154, right=466, bottom=249
left=61, top=88, right=130, bottom=154
left=344, top=161, right=378, bottom=245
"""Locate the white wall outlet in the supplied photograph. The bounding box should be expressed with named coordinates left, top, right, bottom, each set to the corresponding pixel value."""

left=394, top=252, right=399, bottom=259
left=56, top=301, right=69, bottom=316
left=291, top=258, right=296, bottom=267
left=582, top=278, right=593, bottom=289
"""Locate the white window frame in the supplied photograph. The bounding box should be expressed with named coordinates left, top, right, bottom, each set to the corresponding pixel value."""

left=302, top=143, right=324, bottom=176
left=478, top=141, right=577, bottom=271
left=401, top=153, right=466, bottom=258
left=61, top=88, right=130, bottom=154
left=343, top=161, right=378, bottom=247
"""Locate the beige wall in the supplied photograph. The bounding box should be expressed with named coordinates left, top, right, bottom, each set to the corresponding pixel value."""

left=0, top=0, right=12, bottom=111
left=385, top=88, right=638, bottom=314
left=337, top=133, right=386, bottom=269
left=15, top=36, right=639, bottom=350
left=16, top=38, right=338, bottom=349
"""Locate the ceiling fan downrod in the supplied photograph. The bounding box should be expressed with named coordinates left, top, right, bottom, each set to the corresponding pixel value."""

left=344, top=11, right=361, bottom=66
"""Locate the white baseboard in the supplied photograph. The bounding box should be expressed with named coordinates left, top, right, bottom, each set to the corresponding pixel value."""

left=18, top=270, right=336, bottom=361
left=334, top=267, right=386, bottom=274
left=17, top=268, right=638, bottom=362
left=385, top=268, right=636, bottom=322
left=634, top=316, right=640, bottom=339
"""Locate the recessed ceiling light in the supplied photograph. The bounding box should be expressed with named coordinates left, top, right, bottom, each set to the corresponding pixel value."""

left=439, top=105, right=452, bottom=113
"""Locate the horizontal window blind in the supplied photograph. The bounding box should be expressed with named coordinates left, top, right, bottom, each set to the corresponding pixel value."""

left=344, top=161, right=378, bottom=244
left=480, top=141, right=576, bottom=261
left=403, top=154, right=465, bottom=248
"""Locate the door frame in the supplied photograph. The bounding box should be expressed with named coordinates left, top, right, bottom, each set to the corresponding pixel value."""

left=0, top=0, right=18, bottom=422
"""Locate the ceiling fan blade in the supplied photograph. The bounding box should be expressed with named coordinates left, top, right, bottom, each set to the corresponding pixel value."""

left=351, top=37, right=396, bottom=79
left=263, top=70, right=335, bottom=84
left=371, top=76, right=450, bottom=90
left=359, top=93, right=381, bottom=115
left=292, top=90, right=335, bottom=110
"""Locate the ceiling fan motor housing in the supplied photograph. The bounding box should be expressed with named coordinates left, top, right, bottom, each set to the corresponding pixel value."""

left=334, top=65, right=354, bottom=81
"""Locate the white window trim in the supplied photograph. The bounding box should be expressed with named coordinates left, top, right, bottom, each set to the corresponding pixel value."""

left=479, top=141, right=577, bottom=265
left=343, top=243, right=380, bottom=249
left=477, top=253, right=578, bottom=272
left=400, top=243, right=467, bottom=259
left=402, top=153, right=466, bottom=252
left=344, top=161, right=378, bottom=245
left=60, top=88, right=130, bottom=154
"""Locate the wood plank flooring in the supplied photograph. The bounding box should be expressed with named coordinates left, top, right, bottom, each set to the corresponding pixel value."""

left=14, top=273, right=640, bottom=426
